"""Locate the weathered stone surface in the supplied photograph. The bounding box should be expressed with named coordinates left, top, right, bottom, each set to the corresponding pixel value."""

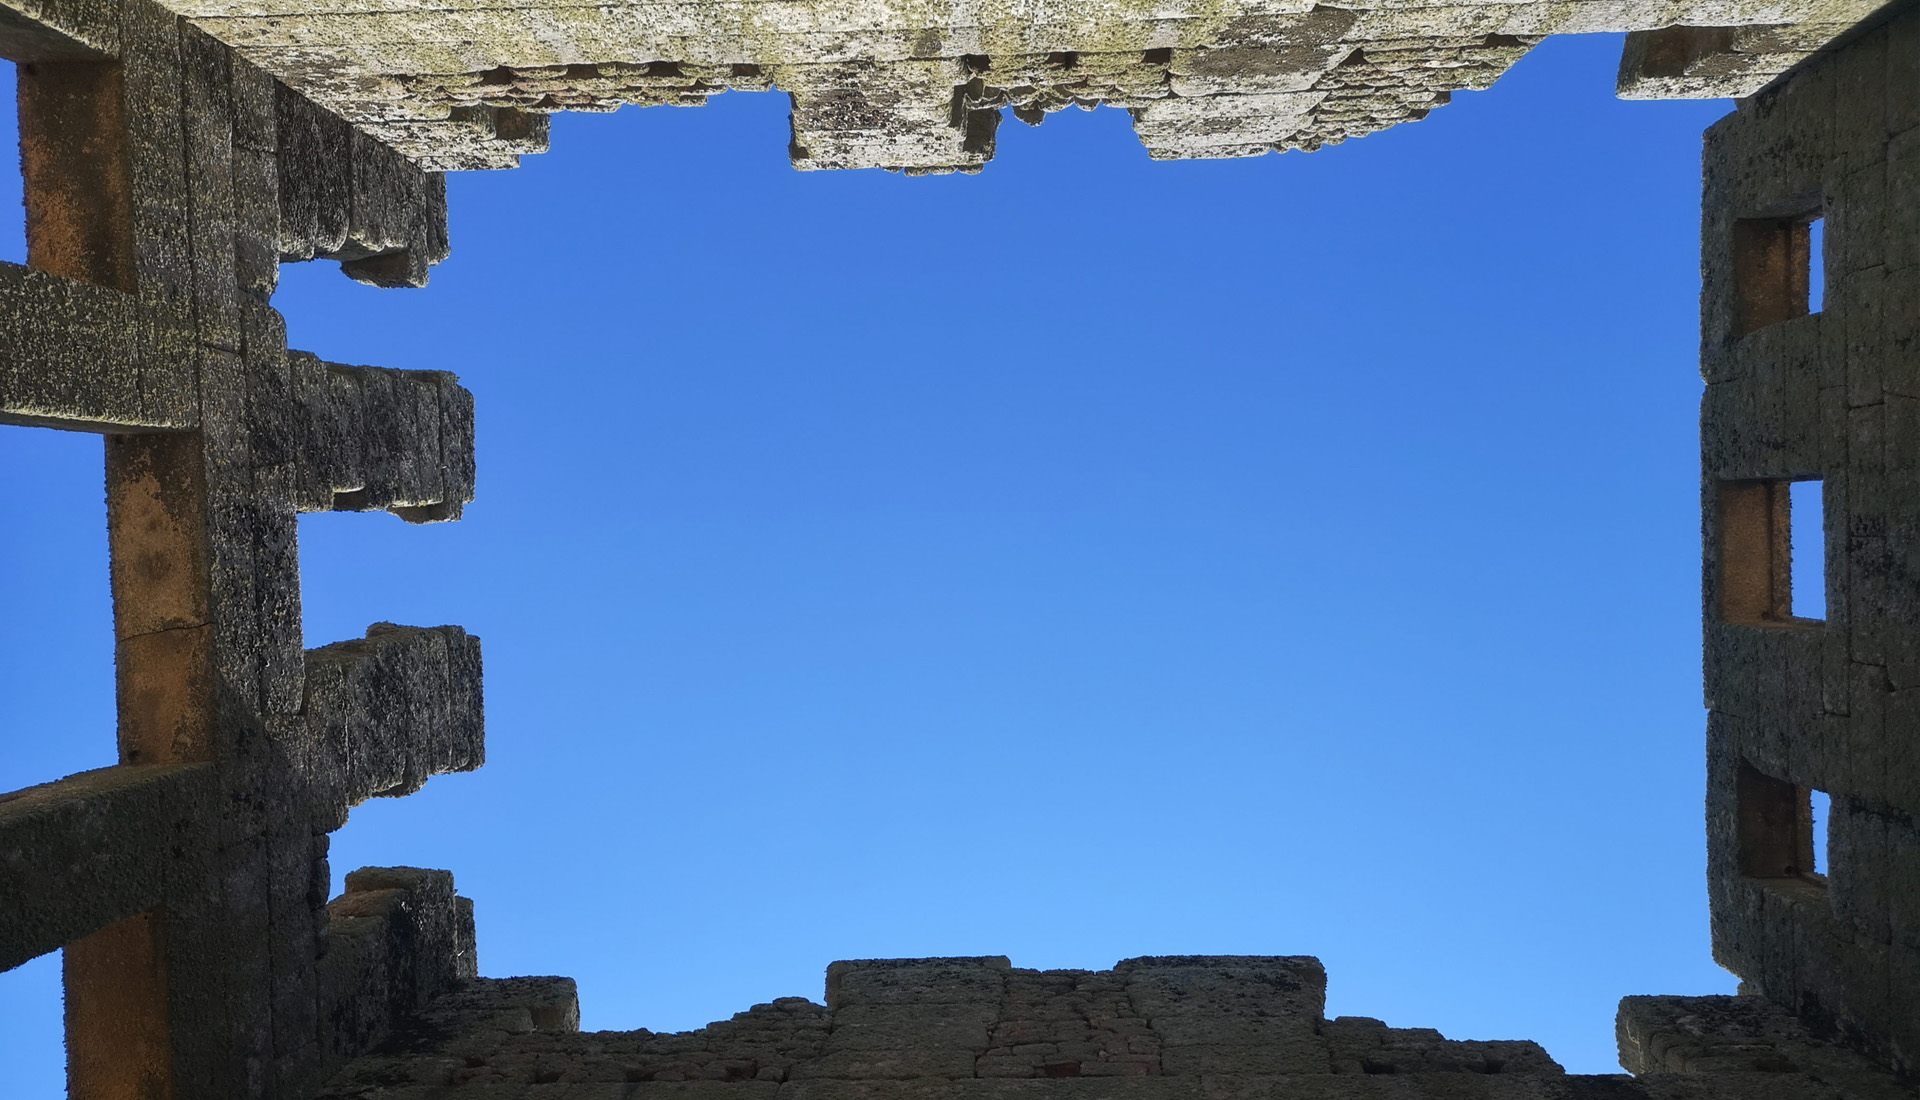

left=0, top=262, right=169, bottom=430
left=287, top=350, right=476, bottom=522
left=1697, top=1, right=1920, bottom=1077
left=1619, top=995, right=1912, bottom=1098
left=0, top=1, right=475, bottom=1093
left=0, top=762, right=216, bottom=969
left=303, top=623, right=486, bottom=830
left=278, top=81, right=450, bottom=285
left=305, top=949, right=1918, bottom=1098
left=319, top=867, right=483, bottom=1075
left=143, top=0, right=1890, bottom=173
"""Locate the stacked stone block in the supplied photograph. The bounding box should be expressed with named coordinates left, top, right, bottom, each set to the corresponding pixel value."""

left=1697, top=0, right=1920, bottom=1076
left=314, top=956, right=1568, bottom=1094
left=1619, top=994, right=1916, bottom=1096
left=143, top=0, right=1896, bottom=173
left=0, top=0, right=487, bottom=1096
left=307, top=952, right=1920, bottom=1098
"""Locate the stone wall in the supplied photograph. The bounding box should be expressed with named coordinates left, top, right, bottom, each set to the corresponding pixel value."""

left=1697, top=0, right=1920, bottom=1075
left=305, top=944, right=1918, bottom=1098
left=146, top=0, right=1895, bottom=172
left=0, top=0, right=484, bottom=1095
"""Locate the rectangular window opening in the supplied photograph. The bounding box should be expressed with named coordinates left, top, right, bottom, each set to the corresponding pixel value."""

left=0, top=60, right=21, bottom=265
left=1810, top=787, right=1831, bottom=876
left=1718, top=478, right=1824, bottom=626
left=0, top=10, right=141, bottom=279
left=1789, top=478, right=1826, bottom=621
left=1808, top=216, right=1825, bottom=315
left=1731, top=203, right=1822, bottom=337
left=0, top=949, right=65, bottom=1097
left=1735, top=761, right=1826, bottom=885
left=0, top=428, right=117, bottom=794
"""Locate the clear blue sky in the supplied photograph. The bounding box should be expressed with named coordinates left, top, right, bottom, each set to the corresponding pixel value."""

left=1, top=32, right=1733, bottom=1092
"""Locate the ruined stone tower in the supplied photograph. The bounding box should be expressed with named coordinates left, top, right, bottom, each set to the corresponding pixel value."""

left=0, top=0, right=1914, bottom=1094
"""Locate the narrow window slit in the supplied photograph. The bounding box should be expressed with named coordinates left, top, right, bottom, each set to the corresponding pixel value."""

left=1808, top=216, right=1825, bottom=314
left=1789, top=479, right=1826, bottom=621
left=0, top=60, right=22, bottom=265
left=1810, top=788, right=1831, bottom=876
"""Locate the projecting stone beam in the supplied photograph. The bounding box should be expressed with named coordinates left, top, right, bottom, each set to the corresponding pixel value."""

left=276, top=84, right=450, bottom=288
left=0, top=263, right=196, bottom=432
left=0, top=762, right=216, bottom=970
left=1617, top=10, right=1886, bottom=100
left=301, top=624, right=483, bottom=832
left=288, top=350, right=475, bottom=523
left=0, top=0, right=114, bottom=59
left=316, top=867, right=478, bottom=1074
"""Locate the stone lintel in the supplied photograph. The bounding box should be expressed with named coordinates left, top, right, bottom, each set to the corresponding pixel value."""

left=0, top=262, right=195, bottom=432
left=0, top=761, right=216, bottom=970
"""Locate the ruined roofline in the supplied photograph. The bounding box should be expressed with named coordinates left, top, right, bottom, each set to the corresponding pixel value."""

left=153, top=0, right=1895, bottom=174
left=305, top=881, right=1920, bottom=1096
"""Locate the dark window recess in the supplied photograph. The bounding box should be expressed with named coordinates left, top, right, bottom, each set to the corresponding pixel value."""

left=1736, top=762, right=1826, bottom=883
left=1731, top=205, right=1824, bottom=337
left=1718, top=478, right=1823, bottom=625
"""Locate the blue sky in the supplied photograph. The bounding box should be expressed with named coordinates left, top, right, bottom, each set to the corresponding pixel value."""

left=1, top=32, right=1732, bottom=1091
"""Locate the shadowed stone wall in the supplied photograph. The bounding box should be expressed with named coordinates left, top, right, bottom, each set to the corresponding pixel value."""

left=1698, top=0, right=1920, bottom=1076
left=307, top=931, right=1919, bottom=1098
left=0, top=0, right=479, bottom=1095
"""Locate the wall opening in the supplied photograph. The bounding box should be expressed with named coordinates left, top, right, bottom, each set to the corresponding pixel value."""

left=1810, top=788, right=1831, bottom=876
left=0, top=60, right=23, bottom=265
left=1731, top=205, right=1822, bottom=337
left=1807, top=216, right=1825, bottom=314
left=1718, top=478, right=1824, bottom=626
left=1736, top=761, right=1824, bottom=883
left=1719, top=479, right=1787, bottom=623
left=0, top=427, right=115, bottom=794
left=0, top=949, right=65, bottom=1098
left=1789, top=479, right=1825, bottom=620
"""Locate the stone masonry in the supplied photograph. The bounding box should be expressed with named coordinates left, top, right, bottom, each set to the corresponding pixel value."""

left=142, top=0, right=1904, bottom=172
left=0, top=0, right=1916, bottom=1095
left=0, top=0, right=479, bottom=1097
left=1699, top=0, right=1920, bottom=1079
